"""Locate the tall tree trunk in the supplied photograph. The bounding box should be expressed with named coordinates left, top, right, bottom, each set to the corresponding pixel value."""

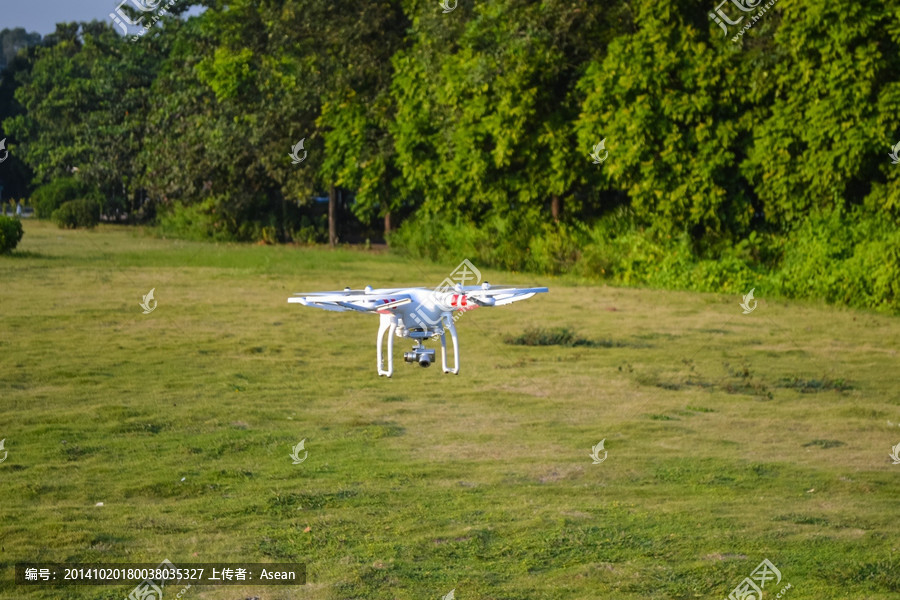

left=280, top=195, right=287, bottom=242
left=328, top=184, right=337, bottom=247
left=384, top=211, right=392, bottom=238
left=551, top=194, right=561, bottom=222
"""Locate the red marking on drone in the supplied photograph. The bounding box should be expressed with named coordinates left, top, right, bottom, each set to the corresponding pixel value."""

left=450, top=294, right=468, bottom=308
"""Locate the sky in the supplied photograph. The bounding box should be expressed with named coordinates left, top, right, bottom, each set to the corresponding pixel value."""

left=1, top=0, right=201, bottom=36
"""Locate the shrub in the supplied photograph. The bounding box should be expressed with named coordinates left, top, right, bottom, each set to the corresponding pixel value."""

left=31, top=178, right=88, bottom=219
left=52, top=199, right=100, bottom=229
left=389, top=210, right=541, bottom=271
left=291, top=215, right=327, bottom=244
left=0, top=215, right=24, bottom=253
left=157, top=197, right=285, bottom=243
left=774, top=207, right=900, bottom=313
left=157, top=199, right=225, bottom=241
left=526, top=223, right=583, bottom=275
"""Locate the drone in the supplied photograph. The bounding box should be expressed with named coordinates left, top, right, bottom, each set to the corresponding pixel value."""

left=289, top=283, right=548, bottom=376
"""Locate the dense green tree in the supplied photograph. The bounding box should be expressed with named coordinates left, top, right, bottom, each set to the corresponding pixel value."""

left=137, top=5, right=292, bottom=238
left=315, top=0, right=409, bottom=237
left=4, top=22, right=162, bottom=216
left=0, top=28, right=42, bottom=201
left=392, top=0, right=629, bottom=224
left=0, top=28, right=42, bottom=71
left=575, top=0, right=757, bottom=241
left=139, top=0, right=407, bottom=242
left=738, top=0, right=900, bottom=224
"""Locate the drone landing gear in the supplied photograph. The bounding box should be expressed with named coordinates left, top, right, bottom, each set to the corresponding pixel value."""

left=377, top=314, right=397, bottom=377
left=439, top=313, right=459, bottom=375
left=376, top=313, right=459, bottom=376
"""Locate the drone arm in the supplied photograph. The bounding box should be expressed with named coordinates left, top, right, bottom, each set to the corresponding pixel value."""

left=463, top=287, right=548, bottom=307
left=289, top=293, right=412, bottom=313
left=467, top=296, right=496, bottom=307
left=337, top=301, right=377, bottom=313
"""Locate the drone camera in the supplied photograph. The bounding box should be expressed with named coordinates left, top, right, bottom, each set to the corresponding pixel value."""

left=404, top=347, right=436, bottom=368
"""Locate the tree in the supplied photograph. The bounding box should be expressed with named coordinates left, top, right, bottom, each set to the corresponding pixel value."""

left=575, top=0, right=757, bottom=242
left=0, top=28, right=42, bottom=201
left=738, top=0, right=900, bottom=225
left=5, top=21, right=162, bottom=218
left=0, top=28, right=42, bottom=71
left=391, top=0, right=630, bottom=227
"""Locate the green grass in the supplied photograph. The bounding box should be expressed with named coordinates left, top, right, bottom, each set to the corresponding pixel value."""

left=1, top=220, right=899, bottom=600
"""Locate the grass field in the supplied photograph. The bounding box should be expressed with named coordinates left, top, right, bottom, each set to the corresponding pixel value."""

left=1, top=220, right=899, bottom=600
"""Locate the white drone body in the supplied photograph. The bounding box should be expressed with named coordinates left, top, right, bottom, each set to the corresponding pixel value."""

left=289, top=283, right=548, bottom=377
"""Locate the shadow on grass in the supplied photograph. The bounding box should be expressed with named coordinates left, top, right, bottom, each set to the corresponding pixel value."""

left=634, top=360, right=854, bottom=402
left=801, top=439, right=845, bottom=449
left=503, top=326, right=648, bottom=348
left=2, top=250, right=58, bottom=259
left=777, top=376, right=853, bottom=392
